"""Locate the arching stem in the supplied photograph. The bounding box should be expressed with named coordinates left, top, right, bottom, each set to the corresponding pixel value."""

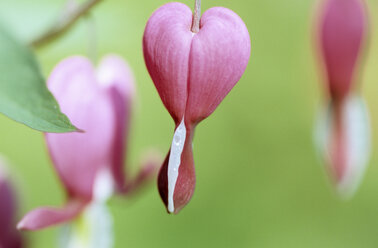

left=29, top=0, right=102, bottom=48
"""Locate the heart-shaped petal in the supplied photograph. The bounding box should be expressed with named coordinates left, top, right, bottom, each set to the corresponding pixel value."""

left=143, top=3, right=251, bottom=124
left=97, top=55, right=135, bottom=192
left=186, top=7, right=251, bottom=123
left=143, top=3, right=193, bottom=124
left=46, top=56, right=116, bottom=199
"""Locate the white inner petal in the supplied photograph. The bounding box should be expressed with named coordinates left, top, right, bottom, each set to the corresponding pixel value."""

left=314, top=103, right=331, bottom=160
left=59, top=169, right=115, bottom=248
left=315, top=95, right=371, bottom=197
left=167, top=119, right=187, bottom=213
left=338, top=95, right=370, bottom=197
left=97, top=66, right=114, bottom=88
left=93, top=167, right=115, bottom=203
left=59, top=202, right=114, bottom=248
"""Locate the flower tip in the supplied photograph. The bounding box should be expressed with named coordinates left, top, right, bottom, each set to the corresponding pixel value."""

left=16, top=214, right=36, bottom=231
left=166, top=209, right=176, bottom=215
left=158, top=150, right=195, bottom=215
left=16, top=220, right=26, bottom=231
left=166, top=203, right=185, bottom=215
left=16, top=212, right=42, bottom=231
left=335, top=184, right=356, bottom=201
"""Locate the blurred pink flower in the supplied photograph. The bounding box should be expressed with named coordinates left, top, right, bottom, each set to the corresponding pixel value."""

left=143, top=2, right=251, bottom=213
left=0, top=158, right=23, bottom=248
left=316, top=0, right=370, bottom=196
left=319, top=0, right=367, bottom=101
left=18, top=55, right=156, bottom=231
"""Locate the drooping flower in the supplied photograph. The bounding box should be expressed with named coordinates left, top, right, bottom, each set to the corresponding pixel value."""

left=18, top=55, right=157, bottom=240
left=0, top=157, right=23, bottom=248
left=143, top=2, right=251, bottom=213
left=315, top=0, right=370, bottom=196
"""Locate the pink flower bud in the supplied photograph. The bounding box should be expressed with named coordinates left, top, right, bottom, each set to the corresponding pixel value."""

left=319, top=0, right=367, bottom=101
left=18, top=55, right=153, bottom=231
left=143, top=2, right=251, bottom=213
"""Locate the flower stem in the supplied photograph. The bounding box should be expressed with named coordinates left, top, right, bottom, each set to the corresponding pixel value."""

left=86, top=14, right=97, bottom=63
left=191, top=0, right=201, bottom=33
left=29, top=0, right=102, bottom=48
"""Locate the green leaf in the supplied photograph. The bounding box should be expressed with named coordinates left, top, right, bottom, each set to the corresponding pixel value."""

left=0, top=26, right=78, bottom=133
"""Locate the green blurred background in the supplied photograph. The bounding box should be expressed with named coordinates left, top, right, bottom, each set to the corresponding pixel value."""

left=1, top=0, right=378, bottom=247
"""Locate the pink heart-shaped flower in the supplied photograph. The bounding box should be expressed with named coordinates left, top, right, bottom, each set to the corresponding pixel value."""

left=315, top=0, right=370, bottom=197
left=18, top=55, right=157, bottom=231
left=143, top=2, right=251, bottom=213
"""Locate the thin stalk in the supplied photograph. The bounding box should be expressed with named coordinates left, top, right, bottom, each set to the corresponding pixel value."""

left=191, top=0, right=201, bottom=33
left=86, top=14, right=97, bottom=63
left=29, top=0, right=102, bottom=48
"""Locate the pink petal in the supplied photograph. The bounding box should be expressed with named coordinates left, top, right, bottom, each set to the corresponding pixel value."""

left=124, top=151, right=161, bottom=195
left=319, top=0, right=367, bottom=101
left=0, top=159, right=23, bottom=247
left=0, top=231, right=23, bottom=248
left=143, top=2, right=193, bottom=124
left=97, top=55, right=135, bottom=192
left=17, top=200, right=87, bottom=231
left=0, top=179, right=16, bottom=238
left=46, top=56, right=116, bottom=199
left=97, top=54, right=135, bottom=100
left=186, top=7, right=251, bottom=123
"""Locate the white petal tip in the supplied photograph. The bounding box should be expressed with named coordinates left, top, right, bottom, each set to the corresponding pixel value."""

left=315, top=95, right=371, bottom=197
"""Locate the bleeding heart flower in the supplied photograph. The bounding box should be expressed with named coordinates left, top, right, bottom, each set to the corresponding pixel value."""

left=0, top=157, right=23, bottom=248
left=315, top=0, right=370, bottom=197
left=143, top=2, right=251, bottom=213
left=18, top=55, right=157, bottom=235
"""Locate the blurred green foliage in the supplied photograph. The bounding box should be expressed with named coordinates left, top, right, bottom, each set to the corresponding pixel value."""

left=1, top=0, right=378, bottom=247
